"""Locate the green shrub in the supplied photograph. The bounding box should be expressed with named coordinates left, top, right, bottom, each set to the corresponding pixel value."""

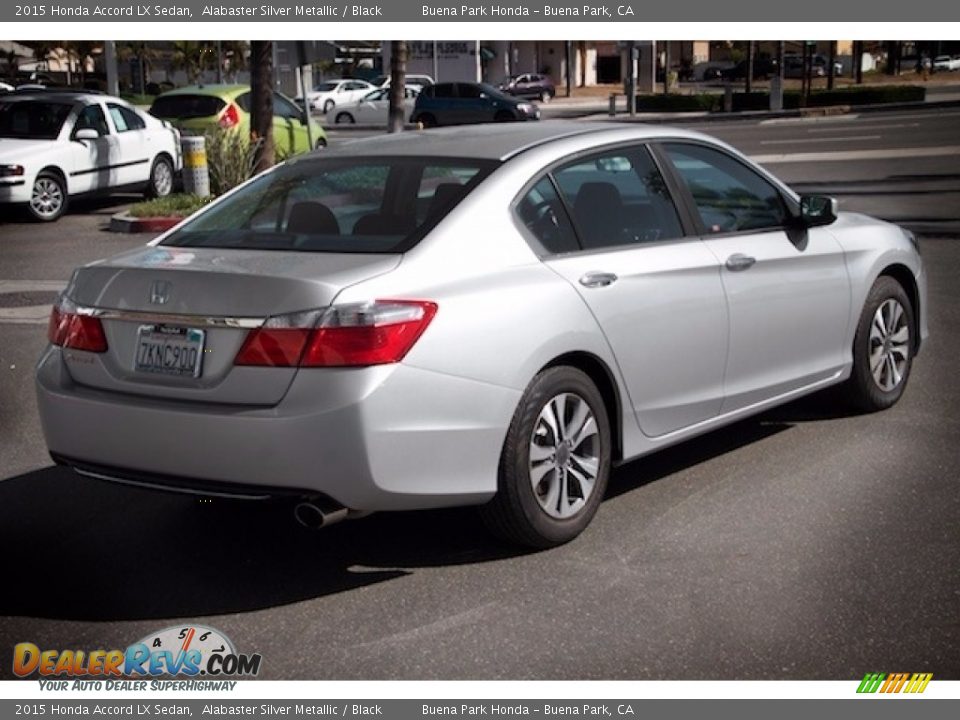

left=203, top=129, right=264, bottom=196
left=128, top=194, right=212, bottom=218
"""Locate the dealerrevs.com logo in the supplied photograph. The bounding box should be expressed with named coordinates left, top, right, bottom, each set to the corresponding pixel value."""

left=13, top=625, right=262, bottom=688
left=856, top=673, right=933, bottom=694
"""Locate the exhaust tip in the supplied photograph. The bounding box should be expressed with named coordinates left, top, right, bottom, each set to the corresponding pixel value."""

left=294, top=496, right=349, bottom=529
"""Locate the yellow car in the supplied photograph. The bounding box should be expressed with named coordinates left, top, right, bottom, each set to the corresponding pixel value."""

left=149, top=84, right=326, bottom=154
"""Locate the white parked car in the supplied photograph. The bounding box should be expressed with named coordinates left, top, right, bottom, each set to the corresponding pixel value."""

left=332, top=86, right=420, bottom=124
left=371, top=74, right=435, bottom=92
left=301, top=79, right=376, bottom=114
left=0, top=91, right=182, bottom=222
left=933, top=55, right=960, bottom=71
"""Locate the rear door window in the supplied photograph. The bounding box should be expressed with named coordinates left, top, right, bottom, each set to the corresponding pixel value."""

left=107, top=104, right=146, bottom=132
left=552, top=147, right=685, bottom=249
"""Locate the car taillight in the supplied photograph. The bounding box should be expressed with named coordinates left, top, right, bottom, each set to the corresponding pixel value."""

left=234, top=300, right=437, bottom=368
left=47, top=298, right=107, bottom=353
left=218, top=103, right=240, bottom=129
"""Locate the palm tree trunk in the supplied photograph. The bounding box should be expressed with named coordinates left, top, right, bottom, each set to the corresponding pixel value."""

left=388, top=41, right=407, bottom=133
left=250, top=41, right=275, bottom=174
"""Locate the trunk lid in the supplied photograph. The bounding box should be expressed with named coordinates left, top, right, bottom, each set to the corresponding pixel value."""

left=61, top=246, right=401, bottom=405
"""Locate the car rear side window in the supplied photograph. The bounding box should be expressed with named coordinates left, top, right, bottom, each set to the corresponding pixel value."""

left=552, top=147, right=685, bottom=250
left=662, top=142, right=789, bottom=233
left=161, top=156, right=498, bottom=254
left=149, top=94, right=225, bottom=120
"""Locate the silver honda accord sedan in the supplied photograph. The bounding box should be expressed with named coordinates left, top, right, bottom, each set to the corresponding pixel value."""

left=37, top=122, right=927, bottom=547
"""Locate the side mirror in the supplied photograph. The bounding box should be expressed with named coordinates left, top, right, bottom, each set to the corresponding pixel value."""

left=73, top=128, right=100, bottom=141
left=798, top=194, right=838, bottom=227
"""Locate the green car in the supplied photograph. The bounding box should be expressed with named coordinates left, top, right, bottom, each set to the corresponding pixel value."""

left=149, top=84, right=326, bottom=155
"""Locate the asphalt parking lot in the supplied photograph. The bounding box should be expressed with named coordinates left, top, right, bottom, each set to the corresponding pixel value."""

left=0, top=106, right=958, bottom=680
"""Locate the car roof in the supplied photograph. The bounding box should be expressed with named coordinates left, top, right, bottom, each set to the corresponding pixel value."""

left=313, top=121, right=708, bottom=162
left=0, top=91, right=108, bottom=104
left=158, top=84, right=248, bottom=99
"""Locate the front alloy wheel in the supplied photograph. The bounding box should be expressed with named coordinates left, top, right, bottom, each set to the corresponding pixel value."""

left=480, top=366, right=611, bottom=548
left=869, top=298, right=910, bottom=392
left=29, top=173, right=67, bottom=222
left=845, top=275, right=915, bottom=411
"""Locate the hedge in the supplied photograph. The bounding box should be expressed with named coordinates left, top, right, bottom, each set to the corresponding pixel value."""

left=634, top=85, right=926, bottom=113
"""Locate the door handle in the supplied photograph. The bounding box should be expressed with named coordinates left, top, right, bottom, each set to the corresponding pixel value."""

left=725, top=253, right=756, bottom=272
left=579, top=271, right=618, bottom=288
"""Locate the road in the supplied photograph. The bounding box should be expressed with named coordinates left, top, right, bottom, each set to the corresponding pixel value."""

left=0, top=106, right=958, bottom=680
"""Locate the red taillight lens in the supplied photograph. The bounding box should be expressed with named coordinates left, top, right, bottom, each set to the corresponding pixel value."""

left=47, top=300, right=107, bottom=353
left=233, top=300, right=437, bottom=368
left=218, top=103, right=240, bottom=129
left=234, top=328, right=311, bottom=367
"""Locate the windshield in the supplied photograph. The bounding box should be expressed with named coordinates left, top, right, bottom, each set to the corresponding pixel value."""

left=314, top=81, right=340, bottom=92
left=161, top=156, right=498, bottom=254
left=0, top=100, right=73, bottom=139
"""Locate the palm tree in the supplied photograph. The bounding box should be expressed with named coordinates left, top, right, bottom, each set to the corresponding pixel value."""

left=171, top=41, right=213, bottom=84
left=118, top=41, right=157, bottom=94
left=3, top=50, right=18, bottom=82
left=29, top=41, right=55, bottom=71
left=220, top=41, right=249, bottom=82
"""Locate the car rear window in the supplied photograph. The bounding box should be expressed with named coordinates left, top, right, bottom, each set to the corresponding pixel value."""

left=149, top=94, right=225, bottom=120
left=0, top=100, right=72, bottom=139
left=161, top=156, right=499, bottom=254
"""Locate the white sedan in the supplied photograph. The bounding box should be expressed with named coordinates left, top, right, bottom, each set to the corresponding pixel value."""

left=0, top=91, right=182, bottom=222
left=933, top=55, right=960, bottom=71
left=302, top=79, right=376, bottom=114
left=332, top=86, right=420, bottom=124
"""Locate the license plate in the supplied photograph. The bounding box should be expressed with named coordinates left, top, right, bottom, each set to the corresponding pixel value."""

left=134, top=325, right=205, bottom=378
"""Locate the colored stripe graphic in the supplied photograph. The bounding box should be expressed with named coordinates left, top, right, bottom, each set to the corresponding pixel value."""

left=857, top=672, right=932, bottom=693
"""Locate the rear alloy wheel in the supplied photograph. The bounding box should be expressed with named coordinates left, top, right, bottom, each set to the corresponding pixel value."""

left=845, top=276, right=915, bottom=412
left=335, top=112, right=355, bottom=124
left=145, top=156, right=174, bottom=199
left=480, top=366, right=611, bottom=548
left=28, top=172, right=67, bottom=222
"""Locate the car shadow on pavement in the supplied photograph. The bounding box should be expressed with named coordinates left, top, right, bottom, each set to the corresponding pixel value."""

left=0, top=195, right=139, bottom=227
left=0, top=390, right=852, bottom=623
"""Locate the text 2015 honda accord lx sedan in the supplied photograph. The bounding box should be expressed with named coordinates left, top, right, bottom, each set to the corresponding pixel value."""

left=37, top=123, right=927, bottom=547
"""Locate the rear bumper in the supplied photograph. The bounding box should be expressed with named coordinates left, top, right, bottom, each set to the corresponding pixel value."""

left=36, top=347, right=520, bottom=511
left=0, top=178, right=29, bottom=204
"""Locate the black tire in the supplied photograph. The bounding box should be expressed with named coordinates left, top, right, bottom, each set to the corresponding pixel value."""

left=315, top=137, right=327, bottom=150
left=334, top=112, right=354, bottom=124
left=323, top=99, right=335, bottom=114
left=416, top=113, right=437, bottom=128
left=27, top=171, right=68, bottom=222
left=494, top=110, right=516, bottom=122
left=540, top=90, right=551, bottom=103
left=480, top=366, right=611, bottom=548
left=145, top=155, right=174, bottom=199
left=845, top=275, right=916, bottom=412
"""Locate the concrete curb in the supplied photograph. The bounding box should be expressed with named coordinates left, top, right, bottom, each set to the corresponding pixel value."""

left=109, top=212, right=182, bottom=234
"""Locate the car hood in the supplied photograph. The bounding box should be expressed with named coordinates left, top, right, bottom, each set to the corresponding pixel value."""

left=0, top=137, right=60, bottom=163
